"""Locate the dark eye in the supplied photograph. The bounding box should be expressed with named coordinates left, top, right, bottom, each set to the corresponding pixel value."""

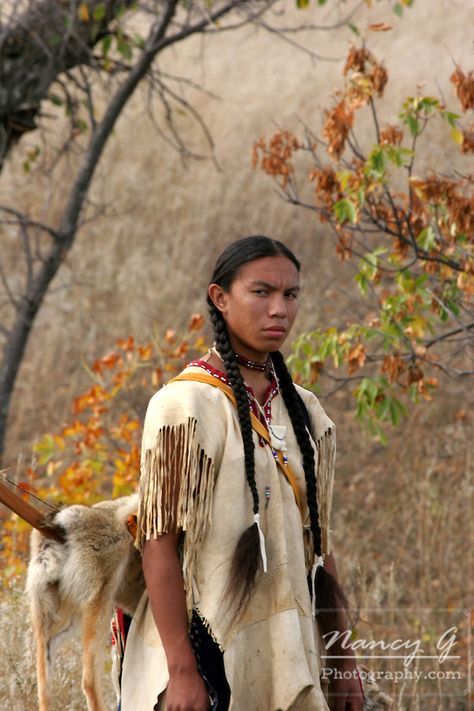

left=286, top=292, right=298, bottom=300
left=254, top=289, right=268, bottom=295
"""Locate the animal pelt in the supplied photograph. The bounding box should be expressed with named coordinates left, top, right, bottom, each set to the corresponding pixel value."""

left=26, top=493, right=144, bottom=711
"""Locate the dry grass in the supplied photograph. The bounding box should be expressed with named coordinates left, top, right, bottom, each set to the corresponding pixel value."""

left=1, top=397, right=470, bottom=710
left=0, top=1, right=472, bottom=709
left=2, top=0, right=471, bottom=461
left=330, top=382, right=472, bottom=709
left=0, top=578, right=116, bottom=710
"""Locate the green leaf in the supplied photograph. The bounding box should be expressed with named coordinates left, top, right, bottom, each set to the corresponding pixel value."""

left=366, top=379, right=378, bottom=406
left=93, top=3, right=107, bottom=21
left=117, top=37, right=133, bottom=60
left=355, top=272, right=369, bottom=296
left=442, top=110, right=461, bottom=127
left=393, top=3, right=403, bottom=16
left=405, top=114, right=419, bottom=136
left=389, top=397, right=407, bottom=425
left=348, top=22, right=360, bottom=36
left=386, top=146, right=413, bottom=167
left=49, top=94, right=63, bottom=106
left=34, top=434, right=57, bottom=465
left=366, top=146, right=388, bottom=179
left=389, top=398, right=400, bottom=425
left=296, top=0, right=310, bottom=7
left=102, top=34, right=112, bottom=56
left=115, top=3, right=127, bottom=18
left=417, top=226, right=436, bottom=250
left=446, top=299, right=460, bottom=316
left=74, top=118, right=88, bottom=132
left=334, top=198, right=357, bottom=224
left=451, top=127, right=464, bottom=145
left=376, top=396, right=391, bottom=422
left=337, top=170, right=351, bottom=191
left=357, top=188, right=366, bottom=206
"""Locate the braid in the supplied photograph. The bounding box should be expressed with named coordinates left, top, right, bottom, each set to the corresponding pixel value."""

left=271, top=351, right=322, bottom=557
left=210, top=308, right=259, bottom=514
left=208, top=305, right=262, bottom=616
left=271, top=351, right=349, bottom=636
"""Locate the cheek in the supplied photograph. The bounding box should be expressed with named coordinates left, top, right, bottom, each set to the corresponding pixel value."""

left=288, top=301, right=299, bottom=323
left=226, top=299, right=264, bottom=334
left=231, top=296, right=264, bottom=320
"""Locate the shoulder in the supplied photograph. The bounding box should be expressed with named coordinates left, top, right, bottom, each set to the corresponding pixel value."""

left=142, top=367, right=231, bottom=446
left=293, top=383, right=324, bottom=413
left=149, top=367, right=230, bottom=413
left=293, top=384, right=335, bottom=438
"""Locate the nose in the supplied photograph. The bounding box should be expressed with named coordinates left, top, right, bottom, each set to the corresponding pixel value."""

left=268, top=294, right=288, bottom=319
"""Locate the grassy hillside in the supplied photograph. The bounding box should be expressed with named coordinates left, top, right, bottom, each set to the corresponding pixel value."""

left=0, top=1, right=471, bottom=708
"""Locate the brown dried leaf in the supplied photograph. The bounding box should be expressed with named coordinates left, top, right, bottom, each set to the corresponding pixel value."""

left=370, top=64, right=388, bottom=96
left=380, top=126, right=404, bottom=146
left=368, top=23, right=393, bottom=32
left=450, top=66, right=474, bottom=111
left=323, top=100, right=354, bottom=160
left=347, top=343, right=366, bottom=374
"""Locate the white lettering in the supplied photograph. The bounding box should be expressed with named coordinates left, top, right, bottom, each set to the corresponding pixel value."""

left=436, top=626, right=458, bottom=663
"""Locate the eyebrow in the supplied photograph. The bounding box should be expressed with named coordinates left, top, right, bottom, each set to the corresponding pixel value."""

left=249, top=280, right=300, bottom=292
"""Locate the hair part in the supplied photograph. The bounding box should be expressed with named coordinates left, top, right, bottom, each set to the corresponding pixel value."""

left=207, top=235, right=300, bottom=298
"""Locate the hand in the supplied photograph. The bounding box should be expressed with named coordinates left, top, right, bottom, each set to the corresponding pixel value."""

left=327, top=659, right=365, bottom=711
left=164, top=669, right=211, bottom=711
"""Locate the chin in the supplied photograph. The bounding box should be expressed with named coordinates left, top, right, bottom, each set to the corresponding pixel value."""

left=261, top=336, right=287, bottom=350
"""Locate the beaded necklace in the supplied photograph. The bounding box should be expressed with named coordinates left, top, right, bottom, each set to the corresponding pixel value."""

left=234, top=352, right=272, bottom=374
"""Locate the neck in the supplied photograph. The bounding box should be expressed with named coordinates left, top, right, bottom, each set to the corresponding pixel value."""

left=210, top=345, right=273, bottom=382
left=227, top=336, right=270, bottom=365
left=235, top=352, right=270, bottom=371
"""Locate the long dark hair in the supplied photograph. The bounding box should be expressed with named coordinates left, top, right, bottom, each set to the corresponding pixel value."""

left=207, top=236, right=347, bottom=638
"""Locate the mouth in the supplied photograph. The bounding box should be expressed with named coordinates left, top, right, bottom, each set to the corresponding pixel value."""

left=262, top=326, right=287, bottom=337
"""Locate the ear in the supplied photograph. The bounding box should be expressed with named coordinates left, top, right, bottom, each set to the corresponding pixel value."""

left=208, top=283, right=229, bottom=315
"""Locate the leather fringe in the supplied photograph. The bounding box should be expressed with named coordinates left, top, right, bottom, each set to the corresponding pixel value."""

left=135, top=417, right=215, bottom=614
left=315, top=426, right=336, bottom=557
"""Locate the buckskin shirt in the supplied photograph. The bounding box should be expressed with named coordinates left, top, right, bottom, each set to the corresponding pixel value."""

left=121, top=365, right=335, bottom=711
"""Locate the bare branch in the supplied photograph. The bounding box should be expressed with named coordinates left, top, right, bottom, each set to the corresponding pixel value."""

left=0, top=0, right=137, bottom=167
left=148, top=71, right=218, bottom=164
left=249, top=14, right=343, bottom=63
left=425, top=322, right=474, bottom=349
left=260, top=4, right=362, bottom=33
left=0, top=205, right=59, bottom=240
left=0, top=0, right=270, bottom=463
left=0, top=261, right=18, bottom=310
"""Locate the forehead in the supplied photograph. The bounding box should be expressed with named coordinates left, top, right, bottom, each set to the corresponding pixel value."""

left=235, top=255, right=300, bottom=285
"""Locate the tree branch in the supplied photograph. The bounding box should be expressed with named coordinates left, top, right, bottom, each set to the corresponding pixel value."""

left=0, top=0, right=258, bottom=464
left=0, top=0, right=136, bottom=167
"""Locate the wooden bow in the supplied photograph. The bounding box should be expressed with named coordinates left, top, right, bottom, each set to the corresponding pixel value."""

left=0, top=474, right=64, bottom=542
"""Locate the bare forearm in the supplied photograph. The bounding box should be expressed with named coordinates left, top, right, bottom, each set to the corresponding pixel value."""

left=142, top=536, right=197, bottom=676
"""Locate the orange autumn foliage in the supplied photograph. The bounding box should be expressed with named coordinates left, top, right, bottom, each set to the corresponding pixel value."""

left=253, top=44, right=473, bottom=442
left=252, top=131, right=301, bottom=187
left=1, top=315, right=208, bottom=575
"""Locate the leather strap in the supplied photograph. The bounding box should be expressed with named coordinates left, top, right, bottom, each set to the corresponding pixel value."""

left=170, top=372, right=305, bottom=517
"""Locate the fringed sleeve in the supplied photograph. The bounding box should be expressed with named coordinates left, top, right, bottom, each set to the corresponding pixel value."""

left=295, top=385, right=336, bottom=556
left=314, top=425, right=336, bottom=555
left=135, top=384, right=223, bottom=612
